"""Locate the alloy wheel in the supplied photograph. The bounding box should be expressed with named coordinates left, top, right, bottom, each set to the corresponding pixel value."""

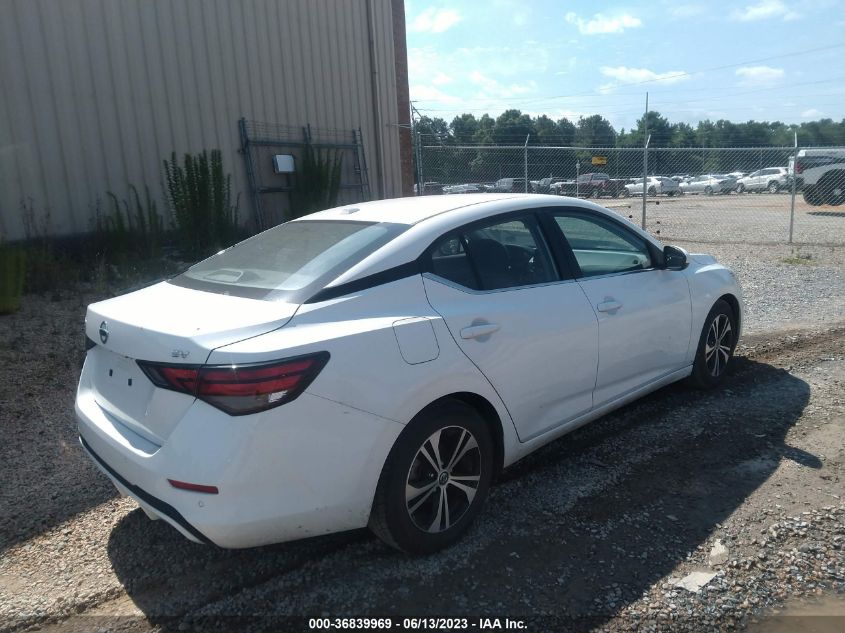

left=705, top=314, right=733, bottom=377
left=405, top=426, right=481, bottom=533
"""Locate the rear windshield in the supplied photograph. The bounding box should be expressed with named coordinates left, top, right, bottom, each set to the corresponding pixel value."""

left=169, top=220, right=407, bottom=302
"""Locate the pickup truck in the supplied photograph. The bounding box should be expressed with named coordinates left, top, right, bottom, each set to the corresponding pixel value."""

left=551, top=172, right=627, bottom=198
left=795, top=148, right=845, bottom=206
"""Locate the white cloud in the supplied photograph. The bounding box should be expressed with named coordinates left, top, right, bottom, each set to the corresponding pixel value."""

left=409, top=84, right=462, bottom=105
left=431, top=72, right=453, bottom=86
left=801, top=108, right=824, bottom=118
left=730, top=1, right=800, bottom=22
left=468, top=71, right=537, bottom=98
left=409, top=8, right=462, bottom=33
left=668, top=4, right=706, bottom=18
left=600, top=66, right=688, bottom=85
left=565, top=12, right=642, bottom=34
left=598, top=66, right=688, bottom=93
left=735, top=65, right=785, bottom=84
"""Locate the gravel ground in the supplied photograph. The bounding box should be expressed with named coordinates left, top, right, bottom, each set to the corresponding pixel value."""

left=606, top=193, right=845, bottom=246
left=1, top=245, right=843, bottom=633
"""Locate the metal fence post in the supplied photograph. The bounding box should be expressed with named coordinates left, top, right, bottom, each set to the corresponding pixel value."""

left=789, top=134, right=798, bottom=244
left=417, top=133, right=424, bottom=195
left=524, top=135, right=530, bottom=193
left=642, top=134, right=650, bottom=229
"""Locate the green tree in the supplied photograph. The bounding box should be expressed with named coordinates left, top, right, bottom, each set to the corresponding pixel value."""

left=450, top=114, right=479, bottom=144
left=493, top=109, right=535, bottom=145
left=575, top=115, right=616, bottom=147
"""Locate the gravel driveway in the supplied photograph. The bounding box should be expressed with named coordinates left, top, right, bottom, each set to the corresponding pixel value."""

left=1, top=244, right=843, bottom=632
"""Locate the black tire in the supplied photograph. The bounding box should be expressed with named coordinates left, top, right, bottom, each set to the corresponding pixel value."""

left=369, top=398, right=494, bottom=554
left=820, top=171, right=845, bottom=206
left=687, top=299, right=737, bottom=390
left=705, top=185, right=713, bottom=196
left=767, top=181, right=779, bottom=194
left=736, top=183, right=745, bottom=194
left=620, top=187, right=630, bottom=198
left=803, top=186, right=824, bottom=206
left=590, top=188, right=600, bottom=199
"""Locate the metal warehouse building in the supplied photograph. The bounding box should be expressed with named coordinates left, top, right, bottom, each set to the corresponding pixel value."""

left=0, top=0, right=412, bottom=240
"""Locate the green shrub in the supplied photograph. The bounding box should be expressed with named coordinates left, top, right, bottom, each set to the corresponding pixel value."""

left=290, top=143, right=343, bottom=219
left=20, top=199, right=79, bottom=294
left=163, top=150, right=239, bottom=258
left=96, top=185, right=163, bottom=261
left=0, top=245, right=26, bottom=314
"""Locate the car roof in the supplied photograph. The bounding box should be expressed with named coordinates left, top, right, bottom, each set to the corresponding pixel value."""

left=300, top=194, right=665, bottom=289
left=299, top=193, right=525, bottom=226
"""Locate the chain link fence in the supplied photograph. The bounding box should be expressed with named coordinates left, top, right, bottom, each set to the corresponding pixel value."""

left=418, top=144, right=845, bottom=246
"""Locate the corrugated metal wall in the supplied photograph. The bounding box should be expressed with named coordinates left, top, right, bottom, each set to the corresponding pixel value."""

left=0, top=0, right=404, bottom=240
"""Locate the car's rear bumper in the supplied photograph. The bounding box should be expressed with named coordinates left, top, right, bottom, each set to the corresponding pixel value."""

left=76, top=383, right=403, bottom=548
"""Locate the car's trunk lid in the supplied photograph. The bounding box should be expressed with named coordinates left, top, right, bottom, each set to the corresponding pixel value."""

left=83, top=282, right=298, bottom=442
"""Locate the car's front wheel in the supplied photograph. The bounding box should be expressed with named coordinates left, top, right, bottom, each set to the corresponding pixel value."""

left=736, top=183, right=745, bottom=194
left=688, top=299, right=737, bottom=389
left=369, top=398, right=494, bottom=554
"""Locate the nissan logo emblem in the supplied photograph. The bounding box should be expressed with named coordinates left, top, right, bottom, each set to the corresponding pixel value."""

left=99, top=321, right=109, bottom=344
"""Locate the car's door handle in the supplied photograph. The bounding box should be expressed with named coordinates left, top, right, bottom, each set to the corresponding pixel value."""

left=460, top=323, right=501, bottom=339
left=596, top=299, right=623, bottom=313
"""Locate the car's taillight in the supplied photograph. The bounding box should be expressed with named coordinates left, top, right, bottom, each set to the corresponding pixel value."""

left=795, top=161, right=804, bottom=174
left=137, top=352, right=329, bottom=416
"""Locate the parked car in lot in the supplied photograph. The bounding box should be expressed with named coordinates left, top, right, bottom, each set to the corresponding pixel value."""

left=489, top=177, right=532, bottom=193
left=76, top=194, right=743, bottom=554
left=552, top=172, right=627, bottom=198
left=443, top=183, right=484, bottom=194
left=795, top=148, right=845, bottom=206
left=680, top=174, right=737, bottom=195
left=735, top=167, right=789, bottom=194
left=416, top=182, right=444, bottom=195
left=622, top=176, right=681, bottom=197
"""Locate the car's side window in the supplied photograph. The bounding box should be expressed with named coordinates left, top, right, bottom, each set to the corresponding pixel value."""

left=428, top=216, right=557, bottom=291
left=430, top=235, right=480, bottom=290
left=552, top=213, right=653, bottom=278
left=464, top=219, right=556, bottom=290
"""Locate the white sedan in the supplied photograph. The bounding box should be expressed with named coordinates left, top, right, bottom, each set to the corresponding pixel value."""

left=622, top=176, right=681, bottom=197
left=77, top=194, right=743, bottom=554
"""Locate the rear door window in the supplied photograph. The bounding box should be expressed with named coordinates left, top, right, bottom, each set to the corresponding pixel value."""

left=429, top=216, right=557, bottom=291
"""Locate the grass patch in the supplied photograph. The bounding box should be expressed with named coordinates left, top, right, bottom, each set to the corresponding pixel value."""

left=780, top=253, right=815, bottom=265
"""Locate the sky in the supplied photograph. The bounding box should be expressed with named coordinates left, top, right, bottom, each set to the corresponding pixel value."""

left=405, top=0, right=845, bottom=132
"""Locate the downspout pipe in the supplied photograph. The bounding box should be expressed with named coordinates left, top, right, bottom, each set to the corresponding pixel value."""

left=366, top=0, right=386, bottom=199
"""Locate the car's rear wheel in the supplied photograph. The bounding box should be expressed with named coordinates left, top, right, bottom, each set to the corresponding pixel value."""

left=820, top=171, right=845, bottom=206
left=803, top=186, right=824, bottom=206
left=620, top=187, right=630, bottom=198
left=767, top=181, right=780, bottom=194
left=369, top=398, right=494, bottom=554
left=688, top=300, right=737, bottom=390
left=736, top=183, right=745, bottom=194
left=705, top=185, right=713, bottom=195
left=648, top=186, right=657, bottom=196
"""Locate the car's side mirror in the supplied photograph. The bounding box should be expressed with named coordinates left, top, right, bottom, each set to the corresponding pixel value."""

left=663, top=245, right=688, bottom=270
